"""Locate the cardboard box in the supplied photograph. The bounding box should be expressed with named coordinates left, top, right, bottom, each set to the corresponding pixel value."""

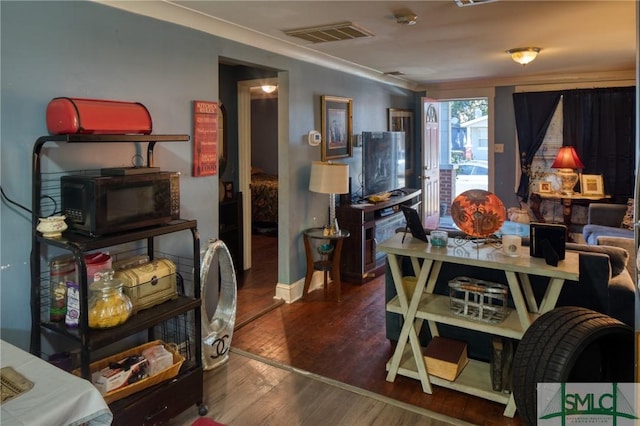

left=91, top=356, right=148, bottom=395
left=423, top=336, right=469, bottom=381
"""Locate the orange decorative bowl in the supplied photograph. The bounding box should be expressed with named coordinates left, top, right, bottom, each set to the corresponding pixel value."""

left=451, top=190, right=506, bottom=237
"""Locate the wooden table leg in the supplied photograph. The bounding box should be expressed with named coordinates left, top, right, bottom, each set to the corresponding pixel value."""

left=303, top=234, right=314, bottom=299
left=332, top=239, right=344, bottom=302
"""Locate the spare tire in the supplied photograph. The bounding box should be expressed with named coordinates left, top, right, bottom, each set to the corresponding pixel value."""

left=511, top=306, right=634, bottom=426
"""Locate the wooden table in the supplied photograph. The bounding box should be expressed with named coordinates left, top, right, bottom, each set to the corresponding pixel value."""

left=303, top=227, right=350, bottom=302
left=378, top=233, right=579, bottom=417
left=530, top=192, right=611, bottom=229
left=1, top=340, right=112, bottom=425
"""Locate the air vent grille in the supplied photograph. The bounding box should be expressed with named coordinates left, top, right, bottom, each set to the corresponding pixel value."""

left=284, top=22, right=374, bottom=43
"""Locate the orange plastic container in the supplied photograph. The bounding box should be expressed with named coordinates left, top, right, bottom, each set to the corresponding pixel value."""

left=46, top=97, right=152, bottom=135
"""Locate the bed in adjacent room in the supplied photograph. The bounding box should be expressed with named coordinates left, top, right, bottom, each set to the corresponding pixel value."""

left=251, top=169, right=278, bottom=232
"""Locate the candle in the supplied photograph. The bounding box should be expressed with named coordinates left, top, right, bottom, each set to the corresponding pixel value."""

left=502, top=235, right=521, bottom=257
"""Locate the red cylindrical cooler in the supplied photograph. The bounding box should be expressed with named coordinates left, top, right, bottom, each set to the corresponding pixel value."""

left=46, top=97, right=152, bottom=135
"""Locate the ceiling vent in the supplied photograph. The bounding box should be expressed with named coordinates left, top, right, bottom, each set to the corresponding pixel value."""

left=283, top=22, right=374, bottom=43
left=454, top=0, right=497, bottom=6
left=384, top=71, right=405, bottom=76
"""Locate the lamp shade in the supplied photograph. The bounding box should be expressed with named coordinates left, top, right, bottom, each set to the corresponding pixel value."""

left=551, top=146, right=584, bottom=169
left=309, top=161, right=349, bottom=194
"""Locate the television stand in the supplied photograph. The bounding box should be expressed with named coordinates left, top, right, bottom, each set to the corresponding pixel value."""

left=336, top=188, right=421, bottom=283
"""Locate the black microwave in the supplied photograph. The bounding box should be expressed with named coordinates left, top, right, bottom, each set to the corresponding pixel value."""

left=61, top=171, right=180, bottom=236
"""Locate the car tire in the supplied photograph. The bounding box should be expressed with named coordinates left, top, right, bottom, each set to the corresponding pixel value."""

left=511, top=306, right=634, bottom=426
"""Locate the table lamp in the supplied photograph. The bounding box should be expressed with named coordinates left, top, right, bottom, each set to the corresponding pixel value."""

left=309, top=161, right=349, bottom=234
left=551, top=146, right=584, bottom=195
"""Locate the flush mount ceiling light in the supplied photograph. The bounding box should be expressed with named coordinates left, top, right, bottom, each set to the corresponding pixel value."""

left=506, top=47, right=541, bottom=66
left=261, top=85, right=277, bottom=94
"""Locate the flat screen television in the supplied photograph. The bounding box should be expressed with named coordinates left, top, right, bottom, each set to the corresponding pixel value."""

left=362, top=131, right=405, bottom=197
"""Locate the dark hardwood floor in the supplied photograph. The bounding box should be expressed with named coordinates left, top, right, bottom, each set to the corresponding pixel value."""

left=232, top=233, right=525, bottom=426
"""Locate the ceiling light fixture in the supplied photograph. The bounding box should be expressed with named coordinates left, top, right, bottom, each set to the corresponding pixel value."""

left=261, top=85, right=277, bottom=94
left=506, top=47, right=541, bottom=66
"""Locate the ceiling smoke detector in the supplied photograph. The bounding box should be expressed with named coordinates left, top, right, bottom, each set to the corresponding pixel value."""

left=455, top=0, right=498, bottom=6
left=283, top=22, right=374, bottom=44
left=395, top=12, right=418, bottom=25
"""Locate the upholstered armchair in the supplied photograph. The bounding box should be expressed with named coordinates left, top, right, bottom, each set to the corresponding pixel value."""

left=582, top=203, right=635, bottom=277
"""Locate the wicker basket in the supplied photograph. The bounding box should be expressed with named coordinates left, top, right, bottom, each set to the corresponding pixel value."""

left=73, top=340, right=184, bottom=404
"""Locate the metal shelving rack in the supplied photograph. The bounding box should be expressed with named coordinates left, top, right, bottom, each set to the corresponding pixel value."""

left=29, top=134, right=207, bottom=423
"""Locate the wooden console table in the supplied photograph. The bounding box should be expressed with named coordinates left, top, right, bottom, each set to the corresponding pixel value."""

left=530, top=192, right=611, bottom=228
left=378, top=233, right=579, bottom=417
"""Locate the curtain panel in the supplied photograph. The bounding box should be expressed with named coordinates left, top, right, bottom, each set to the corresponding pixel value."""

left=512, top=91, right=562, bottom=201
left=563, top=87, right=636, bottom=203
left=513, top=87, right=636, bottom=203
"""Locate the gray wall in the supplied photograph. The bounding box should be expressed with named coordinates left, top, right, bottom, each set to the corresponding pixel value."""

left=0, top=1, right=416, bottom=349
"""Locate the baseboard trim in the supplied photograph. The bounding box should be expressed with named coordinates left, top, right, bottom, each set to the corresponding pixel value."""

left=274, top=271, right=330, bottom=303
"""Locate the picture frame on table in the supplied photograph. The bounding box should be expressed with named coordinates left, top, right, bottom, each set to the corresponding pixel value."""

left=388, top=108, right=414, bottom=176
left=538, top=181, right=552, bottom=193
left=581, top=174, right=604, bottom=196
left=321, top=96, right=353, bottom=161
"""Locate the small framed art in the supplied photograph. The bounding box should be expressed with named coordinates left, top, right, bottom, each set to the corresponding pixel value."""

left=388, top=108, right=414, bottom=176
left=581, top=174, right=604, bottom=196
left=321, top=96, right=353, bottom=161
left=538, top=181, right=552, bottom=193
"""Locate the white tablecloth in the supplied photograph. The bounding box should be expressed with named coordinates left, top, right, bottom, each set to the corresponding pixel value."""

left=1, top=340, right=112, bottom=426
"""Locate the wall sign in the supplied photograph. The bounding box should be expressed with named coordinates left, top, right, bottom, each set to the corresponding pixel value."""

left=193, top=100, right=218, bottom=177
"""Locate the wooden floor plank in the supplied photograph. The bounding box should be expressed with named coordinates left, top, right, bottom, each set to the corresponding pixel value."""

left=177, top=233, right=525, bottom=425
left=168, top=350, right=465, bottom=426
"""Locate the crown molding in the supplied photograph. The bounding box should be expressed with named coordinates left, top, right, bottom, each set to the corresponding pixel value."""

left=91, top=0, right=419, bottom=91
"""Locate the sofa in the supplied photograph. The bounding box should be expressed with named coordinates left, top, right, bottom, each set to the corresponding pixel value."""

left=385, top=240, right=636, bottom=361
left=582, top=202, right=635, bottom=277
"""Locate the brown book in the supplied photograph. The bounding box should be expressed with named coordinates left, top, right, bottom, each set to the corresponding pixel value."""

left=490, top=336, right=504, bottom=391
left=423, top=336, right=469, bottom=381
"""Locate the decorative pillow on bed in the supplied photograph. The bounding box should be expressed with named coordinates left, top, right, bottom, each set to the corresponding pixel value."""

left=620, top=198, right=634, bottom=230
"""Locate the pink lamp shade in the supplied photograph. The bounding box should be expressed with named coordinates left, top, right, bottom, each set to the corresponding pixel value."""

left=451, top=190, right=506, bottom=238
left=551, top=146, right=584, bottom=169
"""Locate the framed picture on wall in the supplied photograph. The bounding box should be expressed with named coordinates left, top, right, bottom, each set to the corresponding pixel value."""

left=581, top=174, right=604, bottom=196
left=321, top=96, right=353, bottom=161
left=388, top=108, right=414, bottom=176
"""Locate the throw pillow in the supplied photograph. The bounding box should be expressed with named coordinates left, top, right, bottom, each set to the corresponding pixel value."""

left=620, top=198, right=634, bottom=230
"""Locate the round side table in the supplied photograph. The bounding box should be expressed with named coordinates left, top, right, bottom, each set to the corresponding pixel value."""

left=302, top=227, right=350, bottom=302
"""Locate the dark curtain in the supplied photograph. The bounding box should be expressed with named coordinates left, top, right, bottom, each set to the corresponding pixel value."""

left=512, top=91, right=562, bottom=201
left=562, top=87, right=636, bottom=204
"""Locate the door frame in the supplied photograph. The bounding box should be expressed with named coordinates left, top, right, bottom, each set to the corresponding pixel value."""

left=237, top=77, right=278, bottom=271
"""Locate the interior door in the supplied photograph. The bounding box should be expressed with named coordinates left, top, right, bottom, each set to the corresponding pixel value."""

left=422, top=98, right=440, bottom=229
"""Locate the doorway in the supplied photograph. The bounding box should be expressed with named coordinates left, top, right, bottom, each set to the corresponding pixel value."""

left=429, top=96, right=491, bottom=223
left=235, top=77, right=282, bottom=326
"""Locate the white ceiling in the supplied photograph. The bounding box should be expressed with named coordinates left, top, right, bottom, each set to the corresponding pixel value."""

left=98, top=0, right=637, bottom=90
